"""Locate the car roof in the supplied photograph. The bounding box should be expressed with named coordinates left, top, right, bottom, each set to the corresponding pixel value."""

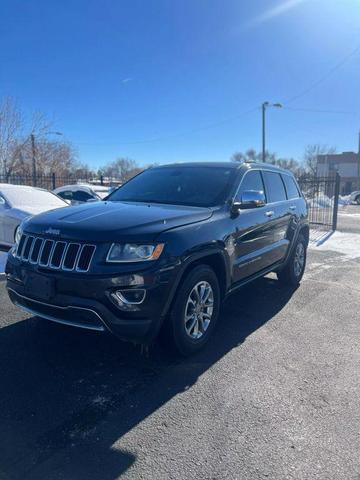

left=152, top=161, right=293, bottom=175
left=242, top=161, right=294, bottom=175
left=0, top=183, right=48, bottom=192
left=156, top=161, right=241, bottom=169
left=54, top=184, right=110, bottom=191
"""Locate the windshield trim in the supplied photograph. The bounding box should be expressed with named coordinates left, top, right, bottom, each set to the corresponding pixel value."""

left=107, top=198, right=220, bottom=208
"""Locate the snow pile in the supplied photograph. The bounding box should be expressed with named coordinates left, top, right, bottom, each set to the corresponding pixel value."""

left=306, top=194, right=351, bottom=208
left=0, top=251, right=8, bottom=275
left=314, top=231, right=360, bottom=259
left=307, top=195, right=333, bottom=209
left=338, top=195, right=351, bottom=206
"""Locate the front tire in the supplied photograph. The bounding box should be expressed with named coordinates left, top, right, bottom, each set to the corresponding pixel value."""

left=167, top=265, right=221, bottom=356
left=277, top=234, right=307, bottom=286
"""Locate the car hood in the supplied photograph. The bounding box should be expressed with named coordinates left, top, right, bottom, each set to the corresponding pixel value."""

left=24, top=201, right=213, bottom=242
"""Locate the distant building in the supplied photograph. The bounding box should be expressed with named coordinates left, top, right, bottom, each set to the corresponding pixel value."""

left=317, top=151, right=360, bottom=194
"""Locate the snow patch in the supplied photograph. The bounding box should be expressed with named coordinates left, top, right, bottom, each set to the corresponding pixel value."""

left=338, top=212, right=360, bottom=218
left=338, top=195, right=351, bottom=205
left=306, top=194, right=351, bottom=208
left=311, top=231, right=360, bottom=259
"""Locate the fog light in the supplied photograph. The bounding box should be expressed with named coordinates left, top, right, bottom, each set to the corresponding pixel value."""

left=111, top=289, right=146, bottom=310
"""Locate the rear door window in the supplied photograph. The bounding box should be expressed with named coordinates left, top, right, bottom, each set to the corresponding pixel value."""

left=263, top=172, right=287, bottom=203
left=282, top=174, right=300, bottom=199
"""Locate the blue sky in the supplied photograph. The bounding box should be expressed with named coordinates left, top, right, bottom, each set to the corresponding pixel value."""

left=1, top=0, right=360, bottom=168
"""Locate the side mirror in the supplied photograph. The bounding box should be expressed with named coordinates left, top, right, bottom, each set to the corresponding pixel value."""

left=0, top=196, right=6, bottom=206
left=232, top=190, right=266, bottom=213
left=240, top=190, right=266, bottom=208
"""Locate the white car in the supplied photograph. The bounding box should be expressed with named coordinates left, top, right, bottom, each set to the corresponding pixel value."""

left=0, top=184, right=68, bottom=248
left=350, top=190, right=360, bottom=205
left=53, top=184, right=113, bottom=205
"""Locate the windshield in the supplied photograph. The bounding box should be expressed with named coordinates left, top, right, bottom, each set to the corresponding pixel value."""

left=107, top=166, right=236, bottom=207
left=2, top=187, right=67, bottom=208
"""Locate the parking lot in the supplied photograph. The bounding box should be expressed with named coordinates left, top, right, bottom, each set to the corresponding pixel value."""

left=0, top=207, right=359, bottom=480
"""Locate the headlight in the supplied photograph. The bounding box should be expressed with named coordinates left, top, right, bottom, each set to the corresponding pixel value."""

left=15, top=225, right=23, bottom=245
left=106, top=243, right=165, bottom=263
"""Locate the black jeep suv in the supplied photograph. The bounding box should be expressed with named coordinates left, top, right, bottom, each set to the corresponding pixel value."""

left=6, top=162, right=308, bottom=355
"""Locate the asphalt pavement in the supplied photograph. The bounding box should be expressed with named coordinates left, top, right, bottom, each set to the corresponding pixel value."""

left=0, top=216, right=359, bottom=480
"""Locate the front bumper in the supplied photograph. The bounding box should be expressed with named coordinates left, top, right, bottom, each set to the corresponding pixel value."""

left=6, top=253, right=178, bottom=343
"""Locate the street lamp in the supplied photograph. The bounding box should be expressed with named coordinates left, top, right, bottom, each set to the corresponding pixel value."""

left=262, top=101, right=282, bottom=163
left=31, top=131, right=63, bottom=186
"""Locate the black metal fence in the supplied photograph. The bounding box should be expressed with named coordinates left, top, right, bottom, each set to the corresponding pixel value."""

left=297, top=173, right=340, bottom=231
left=0, top=173, right=122, bottom=190
left=0, top=171, right=340, bottom=232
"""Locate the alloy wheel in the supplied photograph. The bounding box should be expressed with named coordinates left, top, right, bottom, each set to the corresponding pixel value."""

left=184, top=281, right=214, bottom=340
left=294, top=242, right=305, bottom=277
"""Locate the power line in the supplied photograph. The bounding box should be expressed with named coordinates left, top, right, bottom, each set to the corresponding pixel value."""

left=282, top=106, right=356, bottom=115
left=282, top=44, right=360, bottom=105
left=74, top=106, right=259, bottom=146
left=73, top=45, right=360, bottom=148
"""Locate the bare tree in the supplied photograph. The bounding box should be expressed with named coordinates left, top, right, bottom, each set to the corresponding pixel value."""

left=99, top=157, right=142, bottom=182
left=0, top=97, right=23, bottom=177
left=231, top=149, right=304, bottom=175
left=304, top=144, right=336, bottom=177
left=29, top=139, right=78, bottom=176
left=231, top=149, right=260, bottom=163
left=0, top=96, right=78, bottom=179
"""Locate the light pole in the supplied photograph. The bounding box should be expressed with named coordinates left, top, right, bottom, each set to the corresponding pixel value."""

left=262, top=102, right=282, bottom=162
left=31, top=131, right=63, bottom=186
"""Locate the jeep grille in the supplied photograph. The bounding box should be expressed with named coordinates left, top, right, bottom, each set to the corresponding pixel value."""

left=15, top=234, right=96, bottom=272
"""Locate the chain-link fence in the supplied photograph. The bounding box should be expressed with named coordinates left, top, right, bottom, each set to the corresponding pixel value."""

left=0, top=173, right=122, bottom=190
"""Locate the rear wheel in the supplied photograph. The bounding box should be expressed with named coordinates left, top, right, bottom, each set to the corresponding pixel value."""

left=277, top=234, right=307, bottom=286
left=167, top=265, right=221, bottom=356
left=355, top=195, right=360, bottom=205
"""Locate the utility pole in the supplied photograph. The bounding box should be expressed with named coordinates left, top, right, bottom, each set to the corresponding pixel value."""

left=358, top=129, right=360, bottom=180
left=30, top=131, right=62, bottom=187
left=261, top=101, right=282, bottom=163
left=31, top=134, right=36, bottom=187
left=262, top=102, right=268, bottom=163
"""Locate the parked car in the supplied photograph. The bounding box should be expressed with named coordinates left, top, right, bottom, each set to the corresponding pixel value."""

left=53, top=184, right=113, bottom=205
left=6, top=162, right=309, bottom=355
left=349, top=190, right=360, bottom=205
left=0, top=184, right=68, bottom=248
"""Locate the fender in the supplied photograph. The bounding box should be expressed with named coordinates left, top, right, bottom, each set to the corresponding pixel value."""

left=160, top=246, right=230, bottom=317
left=282, top=221, right=309, bottom=267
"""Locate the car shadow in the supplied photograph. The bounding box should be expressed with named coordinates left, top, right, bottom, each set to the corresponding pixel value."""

left=0, top=275, right=297, bottom=480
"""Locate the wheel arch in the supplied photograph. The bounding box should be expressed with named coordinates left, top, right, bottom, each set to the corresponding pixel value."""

left=161, top=249, right=229, bottom=318
left=298, top=224, right=310, bottom=246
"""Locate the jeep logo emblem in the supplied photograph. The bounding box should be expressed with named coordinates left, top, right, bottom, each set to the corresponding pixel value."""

left=45, top=227, right=61, bottom=236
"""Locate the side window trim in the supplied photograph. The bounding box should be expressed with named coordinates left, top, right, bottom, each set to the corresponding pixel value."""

left=259, top=170, right=268, bottom=204
left=234, top=168, right=296, bottom=206
left=280, top=174, right=289, bottom=200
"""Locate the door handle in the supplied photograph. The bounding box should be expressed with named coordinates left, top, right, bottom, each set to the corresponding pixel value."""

left=265, top=210, right=274, bottom=217
left=289, top=205, right=296, bottom=210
